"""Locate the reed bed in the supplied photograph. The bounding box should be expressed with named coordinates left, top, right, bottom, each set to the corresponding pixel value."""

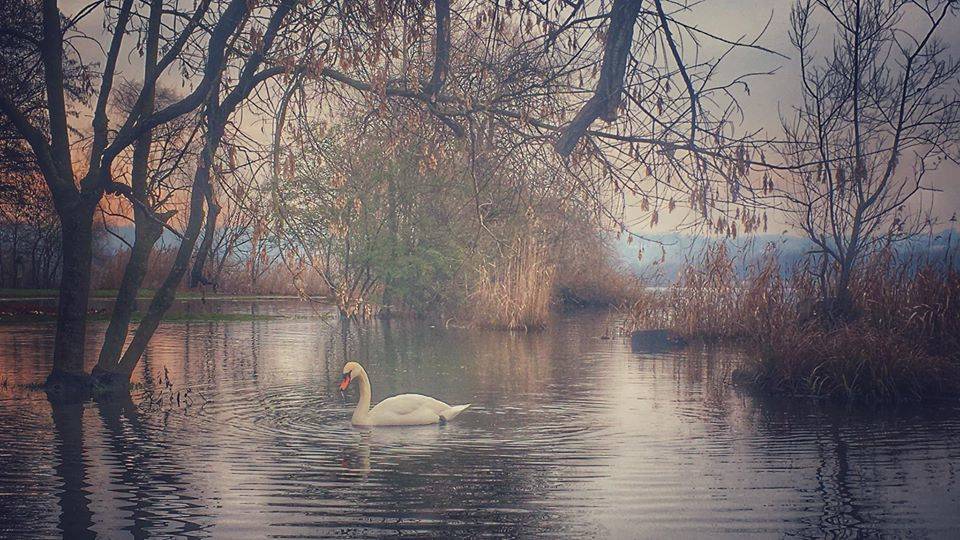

left=629, top=244, right=960, bottom=402
left=554, top=253, right=640, bottom=308
left=469, top=238, right=556, bottom=330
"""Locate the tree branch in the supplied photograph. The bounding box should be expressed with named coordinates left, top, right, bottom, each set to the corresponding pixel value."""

left=424, top=0, right=450, bottom=99
left=554, top=0, right=641, bottom=156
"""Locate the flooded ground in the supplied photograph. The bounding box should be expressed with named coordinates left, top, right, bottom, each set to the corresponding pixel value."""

left=1, top=300, right=958, bottom=538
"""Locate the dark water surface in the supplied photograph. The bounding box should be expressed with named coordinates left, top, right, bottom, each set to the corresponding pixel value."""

left=1, top=301, right=959, bottom=538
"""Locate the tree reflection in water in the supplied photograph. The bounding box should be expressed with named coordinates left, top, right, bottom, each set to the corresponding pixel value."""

left=48, top=391, right=210, bottom=539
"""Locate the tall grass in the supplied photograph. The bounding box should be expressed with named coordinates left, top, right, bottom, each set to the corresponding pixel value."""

left=629, top=244, right=960, bottom=402
left=628, top=244, right=787, bottom=339
left=469, top=237, right=556, bottom=330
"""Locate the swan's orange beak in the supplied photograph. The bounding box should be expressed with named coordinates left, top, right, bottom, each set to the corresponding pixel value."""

left=339, top=373, right=352, bottom=391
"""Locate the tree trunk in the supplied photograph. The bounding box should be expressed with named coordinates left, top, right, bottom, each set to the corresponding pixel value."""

left=832, top=263, right=855, bottom=321
left=189, top=187, right=220, bottom=288
left=92, top=0, right=164, bottom=383
left=92, top=219, right=163, bottom=380
left=113, top=115, right=224, bottom=378
left=379, top=171, right=400, bottom=318
left=47, top=203, right=95, bottom=387
left=114, top=176, right=208, bottom=378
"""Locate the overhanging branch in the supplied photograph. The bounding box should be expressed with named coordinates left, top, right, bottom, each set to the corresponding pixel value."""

left=424, top=0, right=450, bottom=99
left=554, top=0, right=642, bottom=156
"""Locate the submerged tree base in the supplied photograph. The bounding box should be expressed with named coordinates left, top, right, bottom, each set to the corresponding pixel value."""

left=43, top=369, right=133, bottom=401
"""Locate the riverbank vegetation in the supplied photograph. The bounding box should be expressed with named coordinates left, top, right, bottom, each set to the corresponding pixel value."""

left=630, top=244, right=960, bottom=402
left=628, top=0, right=960, bottom=403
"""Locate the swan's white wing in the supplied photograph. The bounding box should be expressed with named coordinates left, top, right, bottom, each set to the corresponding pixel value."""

left=368, top=405, right=441, bottom=426
left=369, top=393, right=449, bottom=416
left=363, top=394, right=470, bottom=426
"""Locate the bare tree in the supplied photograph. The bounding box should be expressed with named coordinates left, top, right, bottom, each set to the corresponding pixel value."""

left=778, top=0, right=959, bottom=316
left=267, top=0, right=780, bottom=270
left=0, top=170, right=61, bottom=287
left=0, top=0, right=259, bottom=387
left=0, top=0, right=310, bottom=389
left=91, top=0, right=301, bottom=385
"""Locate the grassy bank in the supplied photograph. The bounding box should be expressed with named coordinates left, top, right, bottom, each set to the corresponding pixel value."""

left=0, top=308, right=285, bottom=325
left=629, top=245, right=960, bottom=402
left=0, top=247, right=633, bottom=330
left=0, top=288, right=308, bottom=301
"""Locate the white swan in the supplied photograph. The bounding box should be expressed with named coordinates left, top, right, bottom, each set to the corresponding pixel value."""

left=338, top=362, right=471, bottom=426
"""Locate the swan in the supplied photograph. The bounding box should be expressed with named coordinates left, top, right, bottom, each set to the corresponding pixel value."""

left=338, top=362, right=471, bottom=426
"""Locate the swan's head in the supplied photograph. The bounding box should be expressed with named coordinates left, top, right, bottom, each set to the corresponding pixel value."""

left=339, top=361, right=363, bottom=390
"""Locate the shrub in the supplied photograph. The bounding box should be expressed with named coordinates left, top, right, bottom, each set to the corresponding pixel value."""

left=554, top=235, right=641, bottom=308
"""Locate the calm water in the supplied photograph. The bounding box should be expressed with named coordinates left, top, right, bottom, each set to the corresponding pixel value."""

left=1, top=301, right=959, bottom=538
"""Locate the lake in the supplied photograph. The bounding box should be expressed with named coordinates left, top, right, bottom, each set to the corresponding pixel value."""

left=1, top=300, right=958, bottom=538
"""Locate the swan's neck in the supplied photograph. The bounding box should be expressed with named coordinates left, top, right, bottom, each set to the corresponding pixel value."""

left=352, top=371, right=372, bottom=424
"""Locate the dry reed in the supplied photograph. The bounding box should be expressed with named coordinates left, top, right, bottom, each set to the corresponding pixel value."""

left=469, top=237, right=556, bottom=330
left=629, top=244, right=960, bottom=402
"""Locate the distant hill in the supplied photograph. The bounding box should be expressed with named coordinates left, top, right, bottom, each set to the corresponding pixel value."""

left=97, top=224, right=181, bottom=252
left=613, top=229, right=960, bottom=284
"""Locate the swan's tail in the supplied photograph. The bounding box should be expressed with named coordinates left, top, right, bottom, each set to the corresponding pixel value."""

left=439, top=404, right=471, bottom=422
